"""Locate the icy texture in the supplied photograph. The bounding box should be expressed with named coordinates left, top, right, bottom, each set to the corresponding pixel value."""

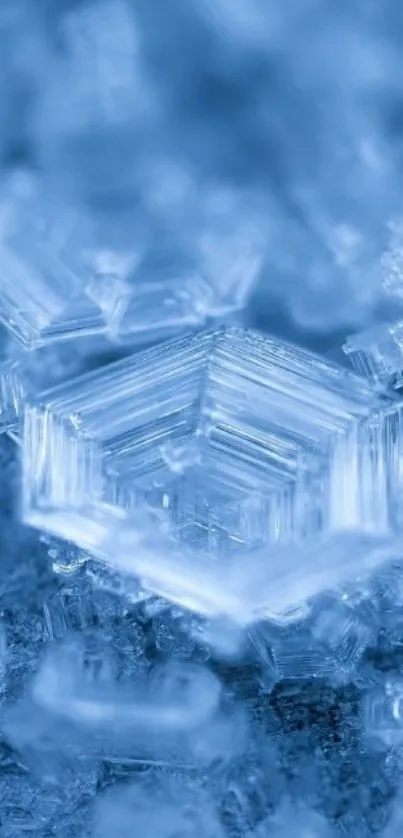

left=0, top=173, right=262, bottom=352
left=0, top=174, right=107, bottom=349
left=0, top=358, right=25, bottom=435
left=364, top=679, right=403, bottom=747
left=250, top=598, right=374, bottom=686
left=310, top=600, right=375, bottom=673
left=109, top=272, right=212, bottom=345
left=344, top=321, right=403, bottom=389
left=0, top=331, right=115, bottom=437
left=22, top=326, right=403, bottom=618
left=1, top=438, right=403, bottom=837
left=0, top=772, right=97, bottom=837
left=0, top=241, right=101, bottom=349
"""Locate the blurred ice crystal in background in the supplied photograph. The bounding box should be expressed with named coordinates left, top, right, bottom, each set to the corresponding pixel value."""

left=3, top=0, right=403, bottom=836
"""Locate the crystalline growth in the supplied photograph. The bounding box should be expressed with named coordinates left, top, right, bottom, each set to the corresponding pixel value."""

left=43, top=587, right=100, bottom=643
left=0, top=331, right=114, bottom=438
left=106, top=263, right=213, bottom=347
left=343, top=321, right=403, bottom=389
left=309, top=599, right=375, bottom=673
left=22, top=327, right=403, bottom=619
left=0, top=774, right=93, bottom=836
left=0, top=182, right=108, bottom=349
left=250, top=599, right=374, bottom=685
left=22, top=330, right=214, bottom=548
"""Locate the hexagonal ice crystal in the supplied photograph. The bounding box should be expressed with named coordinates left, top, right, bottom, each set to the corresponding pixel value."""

left=22, top=327, right=403, bottom=620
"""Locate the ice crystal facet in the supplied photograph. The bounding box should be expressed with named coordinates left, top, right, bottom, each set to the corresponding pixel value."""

left=344, top=321, right=403, bottom=390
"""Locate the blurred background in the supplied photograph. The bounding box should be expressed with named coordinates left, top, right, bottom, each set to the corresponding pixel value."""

left=2, top=0, right=403, bottom=353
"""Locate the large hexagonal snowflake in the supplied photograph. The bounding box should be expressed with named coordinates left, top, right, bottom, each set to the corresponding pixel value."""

left=23, top=327, right=403, bottom=620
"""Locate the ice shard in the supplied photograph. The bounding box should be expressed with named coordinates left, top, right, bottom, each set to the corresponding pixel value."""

left=343, top=321, right=403, bottom=389
left=22, top=327, right=403, bottom=620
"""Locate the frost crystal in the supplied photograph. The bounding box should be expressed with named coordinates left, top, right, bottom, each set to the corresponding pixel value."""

left=22, top=327, right=403, bottom=619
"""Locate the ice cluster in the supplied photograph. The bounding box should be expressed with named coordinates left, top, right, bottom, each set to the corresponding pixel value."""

left=3, top=1, right=403, bottom=836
